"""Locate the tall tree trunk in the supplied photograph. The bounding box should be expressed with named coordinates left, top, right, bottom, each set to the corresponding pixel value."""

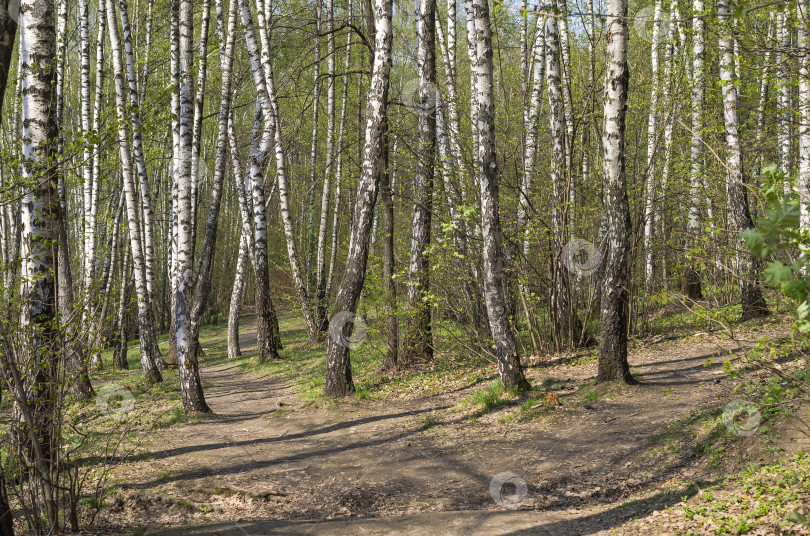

left=119, top=0, right=157, bottom=307
left=315, top=0, right=337, bottom=335
left=174, top=0, right=211, bottom=413
left=327, top=14, right=353, bottom=300
left=471, top=0, right=530, bottom=390
left=238, top=0, right=282, bottom=359
left=801, top=0, right=810, bottom=231
left=597, top=0, right=635, bottom=384
left=718, top=0, right=768, bottom=320
left=381, top=119, right=398, bottom=369
left=643, top=0, right=663, bottom=285
left=684, top=0, right=705, bottom=300
left=545, top=1, right=578, bottom=349
left=106, top=0, right=163, bottom=383
left=190, top=0, right=212, bottom=258
left=777, top=6, right=793, bottom=193
left=113, top=243, right=131, bottom=370
left=324, top=0, right=393, bottom=396
left=402, top=0, right=435, bottom=365
left=306, top=0, right=323, bottom=294
left=18, top=0, right=61, bottom=524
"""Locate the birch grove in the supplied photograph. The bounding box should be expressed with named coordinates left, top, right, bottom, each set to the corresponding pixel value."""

left=0, top=0, right=803, bottom=480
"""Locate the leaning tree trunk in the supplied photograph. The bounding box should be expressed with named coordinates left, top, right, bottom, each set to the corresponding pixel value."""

left=228, top=233, right=249, bottom=359
left=471, top=0, right=530, bottom=390
left=718, top=0, right=768, bottom=320
left=324, top=0, right=393, bottom=396
left=597, top=0, right=635, bottom=384
left=683, top=0, right=705, bottom=300
left=107, top=0, right=163, bottom=383
left=237, top=0, right=282, bottom=359
left=402, top=0, right=436, bottom=365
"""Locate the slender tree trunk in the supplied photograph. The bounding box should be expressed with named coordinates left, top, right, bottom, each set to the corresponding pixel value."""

left=801, top=0, right=810, bottom=231
left=306, top=0, right=323, bottom=294
left=471, top=0, right=530, bottom=390
left=643, top=0, right=663, bottom=285
left=113, top=243, right=131, bottom=370
left=381, top=118, right=398, bottom=369
left=80, top=0, right=97, bottom=304
left=238, top=0, right=283, bottom=359
left=718, top=0, right=768, bottom=320
left=684, top=0, right=705, bottom=300
left=174, top=0, right=211, bottom=413
left=0, top=388, right=13, bottom=536
left=402, top=0, right=435, bottom=365
left=597, top=0, right=635, bottom=384
left=518, top=13, right=545, bottom=258
left=228, top=233, right=249, bottom=359
left=315, top=0, right=337, bottom=335
left=777, top=6, right=793, bottom=193
left=119, top=0, right=157, bottom=307
left=190, top=0, right=212, bottom=258
left=324, top=0, right=393, bottom=396
left=327, top=16, right=353, bottom=300
left=107, top=0, right=163, bottom=383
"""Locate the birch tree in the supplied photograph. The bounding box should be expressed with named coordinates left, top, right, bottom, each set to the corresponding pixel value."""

left=106, top=0, right=163, bottom=383
left=718, top=0, right=768, bottom=320
left=403, top=0, right=435, bottom=365
left=597, top=0, right=635, bottom=384
left=684, top=0, right=705, bottom=300
left=324, top=0, right=393, bottom=396
left=800, top=0, right=810, bottom=231
left=471, top=0, right=530, bottom=390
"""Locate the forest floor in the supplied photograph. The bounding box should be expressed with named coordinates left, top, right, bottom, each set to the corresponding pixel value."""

left=86, top=310, right=810, bottom=536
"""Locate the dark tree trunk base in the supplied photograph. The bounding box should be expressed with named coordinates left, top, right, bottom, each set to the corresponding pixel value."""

left=682, top=270, right=703, bottom=300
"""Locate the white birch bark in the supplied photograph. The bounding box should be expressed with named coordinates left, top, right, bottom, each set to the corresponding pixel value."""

left=327, top=23, right=353, bottom=297
left=643, top=0, right=663, bottom=284
left=306, top=0, right=323, bottom=293
left=598, top=0, right=634, bottom=383
left=777, top=6, right=793, bottom=193
left=315, top=0, right=337, bottom=334
left=518, top=12, right=545, bottom=257
left=684, top=0, right=705, bottom=299
left=325, top=0, right=393, bottom=396
left=800, top=0, right=810, bottom=231
left=106, top=0, right=163, bottom=383
left=472, top=0, right=530, bottom=389
left=80, top=0, right=95, bottom=300
left=174, top=0, right=210, bottom=412
left=719, top=0, right=767, bottom=319
left=119, top=0, right=157, bottom=303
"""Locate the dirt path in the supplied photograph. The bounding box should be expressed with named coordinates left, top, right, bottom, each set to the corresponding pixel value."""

left=99, top=325, right=803, bottom=535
